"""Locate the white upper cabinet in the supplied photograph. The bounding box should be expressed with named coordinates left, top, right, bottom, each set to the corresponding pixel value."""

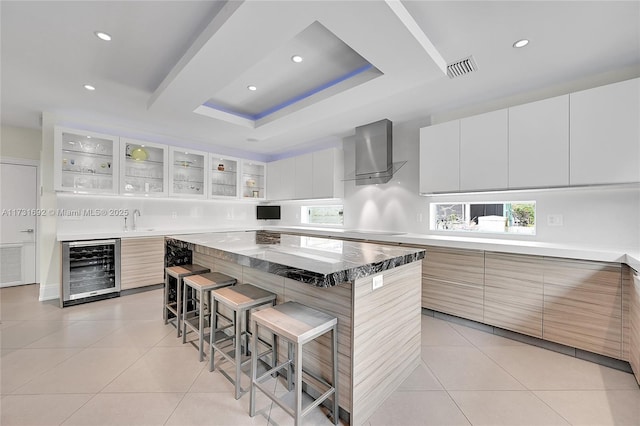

left=570, top=78, right=640, bottom=185
left=241, top=160, right=266, bottom=199
left=508, top=95, right=569, bottom=189
left=209, top=155, right=239, bottom=198
left=312, top=148, right=344, bottom=199
left=266, top=159, right=281, bottom=200
left=169, top=147, right=208, bottom=198
left=294, top=152, right=314, bottom=199
left=120, top=138, right=168, bottom=196
left=460, top=109, right=509, bottom=191
left=54, top=126, right=120, bottom=193
left=267, top=157, right=293, bottom=201
left=419, top=120, right=460, bottom=194
left=267, top=148, right=343, bottom=201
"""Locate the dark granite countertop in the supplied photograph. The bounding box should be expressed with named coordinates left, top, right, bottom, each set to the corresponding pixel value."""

left=167, top=231, right=425, bottom=287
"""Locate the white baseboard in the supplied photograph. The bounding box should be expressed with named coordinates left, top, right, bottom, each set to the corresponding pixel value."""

left=39, top=282, right=60, bottom=301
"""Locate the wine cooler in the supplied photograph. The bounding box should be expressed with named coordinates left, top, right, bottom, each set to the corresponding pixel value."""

left=61, top=239, right=121, bottom=307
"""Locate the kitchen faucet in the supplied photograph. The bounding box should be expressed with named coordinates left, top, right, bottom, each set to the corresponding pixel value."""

left=132, top=209, right=141, bottom=231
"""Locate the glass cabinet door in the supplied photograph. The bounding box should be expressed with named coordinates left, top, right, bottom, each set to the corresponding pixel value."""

left=120, top=138, right=168, bottom=196
left=169, top=147, right=207, bottom=198
left=54, top=127, right=119, bottom=193
left=241, top=160, right=266, bottom=199
left=209, top=155, right=238, bottom=198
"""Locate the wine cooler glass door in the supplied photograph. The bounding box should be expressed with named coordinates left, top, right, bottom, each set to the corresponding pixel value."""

left=62, top=239, right=121, bottom=306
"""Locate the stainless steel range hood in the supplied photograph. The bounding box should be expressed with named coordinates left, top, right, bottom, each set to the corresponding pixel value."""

left=354, top=118, right=405, bottom=185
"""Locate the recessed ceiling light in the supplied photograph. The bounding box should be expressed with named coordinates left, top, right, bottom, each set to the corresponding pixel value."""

left=247, top=85, right=257, bottom=91
left=513, top=39, right=529, bottom=48
left=291, top=55, right=303, bottom=63
left=83, top=84, right=96, bottom=91
left=94, top=31, right=112, bottom=41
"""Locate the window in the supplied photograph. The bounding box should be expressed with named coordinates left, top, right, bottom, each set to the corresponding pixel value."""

left=430, top=201, right=535, bottom=235
left=301, top=205, right=344, bottom=225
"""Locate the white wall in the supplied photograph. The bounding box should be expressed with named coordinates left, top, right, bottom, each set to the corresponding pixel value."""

left=0, top=125, right=42, bottom=160
left=39, top=113, right=59, bottom=300
left=343, top=118, right=429, bottom=233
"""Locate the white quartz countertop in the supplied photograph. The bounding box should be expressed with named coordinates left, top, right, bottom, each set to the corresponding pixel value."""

left=56, top=227, right=251, bottom=242
left=56, top=225, right=639, bottom=271
left=264, top=226, right=640, bottom=271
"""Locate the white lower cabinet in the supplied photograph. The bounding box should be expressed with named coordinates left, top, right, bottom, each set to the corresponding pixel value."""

left=570, top=77, right=640, bottom=185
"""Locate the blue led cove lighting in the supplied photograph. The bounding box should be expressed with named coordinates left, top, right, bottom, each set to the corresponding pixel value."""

left=204, top=63, right=375, bottom=121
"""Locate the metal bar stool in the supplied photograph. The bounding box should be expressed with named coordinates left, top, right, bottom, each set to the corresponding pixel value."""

left=249, top=301, right=338, bottom=426
left=209, top=284, right=277, bottom=400
left=182, top=272, right=237, bottom=361
left=164, top=264, right=210, bottom=337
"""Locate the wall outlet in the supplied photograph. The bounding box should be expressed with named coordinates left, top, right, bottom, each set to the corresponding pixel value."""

left=171, top=211, right=177, bottom=219
left=547, top=214, right=564, bottom=226
left=416, top=213, right=423, bottom=223
left=372, top=275, right=383, bottom=290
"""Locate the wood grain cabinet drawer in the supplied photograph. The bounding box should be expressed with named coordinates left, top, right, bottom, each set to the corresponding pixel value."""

left=422, top=247, right=484, bottom=322
left=485, top=252, right=544, bottom=338
left=120, top=237, right=165, bottom=290
left=629, top=271, right=640, bottom=384
left=542, top=257, right=622, bottom=359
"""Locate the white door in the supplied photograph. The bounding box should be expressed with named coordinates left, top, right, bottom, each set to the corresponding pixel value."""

left=0, top=162, right=37, bottom=287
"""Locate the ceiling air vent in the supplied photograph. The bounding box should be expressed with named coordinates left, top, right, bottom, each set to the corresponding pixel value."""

left=447, top=55, right=477, bottom=79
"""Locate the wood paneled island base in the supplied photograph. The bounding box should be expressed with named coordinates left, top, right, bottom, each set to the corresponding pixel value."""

left=167, top=232, right=425, bottom=424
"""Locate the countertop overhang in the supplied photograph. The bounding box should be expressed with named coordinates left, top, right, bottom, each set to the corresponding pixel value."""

left=167, top=231, right=426, bottom=287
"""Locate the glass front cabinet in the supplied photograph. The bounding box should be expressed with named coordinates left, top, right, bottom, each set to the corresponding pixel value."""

left=241, top=160, right=266, bottom=199
left=169, top=147, right=208, bottom=198
left=209, top=155, right=239, bottom=198
left=54, top=127, right=269, bottom=200
left=120, top=138, right=168, bottom=196
left=54, top=127, right=120, bottom=193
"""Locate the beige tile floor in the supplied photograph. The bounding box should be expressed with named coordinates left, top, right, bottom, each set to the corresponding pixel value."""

left=0, top=284, right=638, bottom=426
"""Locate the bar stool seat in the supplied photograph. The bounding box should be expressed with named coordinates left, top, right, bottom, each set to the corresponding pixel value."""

left=182, top=272, right=237, bottom=361
left=249, top=301, right=338, bottom=426
left=164, top=264, right=210, bottom=338
left=210, top=284, right=276, bottom=399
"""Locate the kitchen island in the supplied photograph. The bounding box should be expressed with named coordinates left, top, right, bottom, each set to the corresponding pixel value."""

left=166, top=231, right=426, bottom=425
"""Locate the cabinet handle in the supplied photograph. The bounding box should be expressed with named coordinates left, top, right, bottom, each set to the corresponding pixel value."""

left=20, top=229, right=34, bottom=233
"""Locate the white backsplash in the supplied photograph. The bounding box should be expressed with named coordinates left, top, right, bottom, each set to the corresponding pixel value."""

left=56, top=193, right=261, bottom=235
